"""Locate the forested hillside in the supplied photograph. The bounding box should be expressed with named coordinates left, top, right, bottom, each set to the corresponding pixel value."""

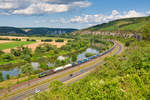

left=0, top=27, right=77, bottom=36
left=84, top=16, right=150, bottom=32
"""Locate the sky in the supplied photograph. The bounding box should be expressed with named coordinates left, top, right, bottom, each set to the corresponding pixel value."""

left=0, top=0, right=150, bottom=29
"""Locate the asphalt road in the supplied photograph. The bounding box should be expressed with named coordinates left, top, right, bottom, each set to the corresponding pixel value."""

left=6, top=41, right=122, bottom=100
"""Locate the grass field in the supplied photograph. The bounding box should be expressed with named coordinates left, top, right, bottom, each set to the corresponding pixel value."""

left=0, top=41, right=35, bottom=50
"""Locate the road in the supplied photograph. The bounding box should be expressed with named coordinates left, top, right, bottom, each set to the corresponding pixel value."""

left=2, top=41, right=123, bottom=100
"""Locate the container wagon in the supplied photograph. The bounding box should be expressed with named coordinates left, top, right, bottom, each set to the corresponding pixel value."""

left=53, top=66, right=64, bottom=72
left=64, top=64, right=72, bottom=69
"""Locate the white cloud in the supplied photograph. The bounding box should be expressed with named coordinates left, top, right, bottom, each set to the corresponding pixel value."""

left=71, top=1, right=91, bottom=8
left=146, top=11, right=150, bottom=15
left=70, top=10, right=148, bottom=25
left=13, top=3, right=69, bottom=15
left=121, top=10, right=145, bottom=18
left=0, top=0, right=91, bottom=15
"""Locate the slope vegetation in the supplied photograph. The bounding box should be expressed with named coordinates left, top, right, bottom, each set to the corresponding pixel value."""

left=84, top=16, right=150, bottom=32
left=31, top=39, right=150, bottom=100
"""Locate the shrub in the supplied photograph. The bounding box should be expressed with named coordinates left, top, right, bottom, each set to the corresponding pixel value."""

left=40, top=63, right=49, bottom=70
left=6, top=74, right=10, bottom=80
left=2, top=54, right=13, bottom=62
left=0, top=50, right=4, bottom=56
left=0, top=71, right=4, bottom=82
left=41, top=39, right=53, bottom=42
left=125, top=41, right=130, bottom=47
left=55, top=39, right=64, bottom=42
left=67, top=40, right=72, bottom=42
left=85, top=52, right=94, bottom=57
left=26, top=39, right=36, bottom=42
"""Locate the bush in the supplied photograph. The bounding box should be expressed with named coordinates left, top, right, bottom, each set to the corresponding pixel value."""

left=21, top=54, right=31, bottom=62
left=26, top=39, right=36, bottom=42
left=142, top=21, right=150, bottom=41
left=85, top=52, right=94, bottom=57
left=67, top=40, right=72, bottom=42
left=35, top=46, right=47, bottom=54
left=0, top=38, right=10, bottom=40
left=6, top=74, right=10, bottom=80
left=125, top=41, right=130, bottom=47
left=11, top=48, right=21, bottom=56
left=72, top=54, right=77, bottom=62
left=55, top=39, right=64, bottom=42
left=11, top=38, right=21, bottom=41
left=41, top=39, right=53, bottom=42
left=2, top=54, right=13, bottom=62
left=0, top=71, right=4, bottom=82
left=40, top=63, right=49, bottom=70
left=0, top=50, right=4, bottom=56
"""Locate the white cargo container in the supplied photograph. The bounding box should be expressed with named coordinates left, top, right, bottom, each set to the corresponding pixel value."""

left=53, top=66, right=64, bottom=72
left=64, top=64, right=72, bottom=69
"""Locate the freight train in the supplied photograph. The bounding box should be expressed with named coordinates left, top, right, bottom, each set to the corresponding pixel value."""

left=38, top=40, right=115, bottom=78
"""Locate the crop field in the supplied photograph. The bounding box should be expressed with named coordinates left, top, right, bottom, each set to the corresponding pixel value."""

left=20, top=41, right=67, bottom=51
left=0, top=36, right=68, bottom=53
left=1, top=41, right=67, bottom=53
left=0, top=41, right=35, bottom=51
left=0, top=36, right=71, bottom=41
left=0, top=40, right=13, bottom=44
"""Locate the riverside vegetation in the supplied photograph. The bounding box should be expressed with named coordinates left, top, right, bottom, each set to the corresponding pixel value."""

left=0, top=35, right=112, bottom=90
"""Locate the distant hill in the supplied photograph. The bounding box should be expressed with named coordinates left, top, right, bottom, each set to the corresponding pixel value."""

left=0, top=27, right=77, bottom=36
left=83, top=16, right=150, bottom=33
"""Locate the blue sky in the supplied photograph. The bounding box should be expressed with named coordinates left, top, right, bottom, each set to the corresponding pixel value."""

left=0, top=0, right=150, bottom=29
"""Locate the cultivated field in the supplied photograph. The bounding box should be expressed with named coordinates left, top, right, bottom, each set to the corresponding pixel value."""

left=0, top=40, right=13, bottom=44
left=0, top=36, right=71, bottom=41
left=0, top=36, right=68, bottom=53
left=0, top=36, right=28, bottom=41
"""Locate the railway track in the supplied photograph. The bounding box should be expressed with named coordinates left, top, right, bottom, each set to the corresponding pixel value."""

left=0, top=41, right=123, bottom=100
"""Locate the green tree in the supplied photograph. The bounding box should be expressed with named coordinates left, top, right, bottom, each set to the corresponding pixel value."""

left=17, top=74, right=21, bottom=84
left=10, top=48, right=21, bottom=57
left=72, top=54, right=77, bottom=62
left=2, top=54, right=13, bottom=62
left=0, top=71, right=4, bottom=82
left=142, top=21, right=150, bottom=40
left=55, top=39, right=64, bottom=42
left=22, top=47, right=32, bottom=56
left=21, top=54, right=31, bottom=62
left=35, top=46, right=47, bottom=54
left=21, top=64, right=34, bottom=86
left=40, top=63, right=49, bottom=70
left=6, top=74, right=10, bottom=80
left=0, top=50, right=4, bottom=56
left=85, top=52, right=94, bottom=57
left=49, top=80, right=63, bottom=93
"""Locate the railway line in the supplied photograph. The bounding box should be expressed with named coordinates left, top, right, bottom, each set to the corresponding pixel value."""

left=0, top=41, right=123, bottom=100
